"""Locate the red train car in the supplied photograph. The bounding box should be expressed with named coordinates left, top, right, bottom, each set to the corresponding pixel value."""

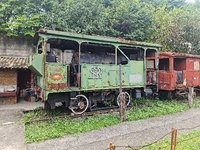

left=158, top=52, right=200, bottom=99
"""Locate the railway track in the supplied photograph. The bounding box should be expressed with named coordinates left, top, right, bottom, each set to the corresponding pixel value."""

left=25, top=106, right=130, bottom=124
left=70, top=107, right=123, bottom=118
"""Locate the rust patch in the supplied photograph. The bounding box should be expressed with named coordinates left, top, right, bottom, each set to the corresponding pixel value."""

left=48, top=83, right=68, bottom=90
left=160, top=52, right=200, bottom=59
left=116, top=38, right=138, bottom=44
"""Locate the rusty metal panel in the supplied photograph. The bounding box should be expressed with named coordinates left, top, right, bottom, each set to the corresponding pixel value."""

left=193, top=71, right=199, bottom=87
left=37, top=29, right=162, bottom=48
left=45, top=63, right=68, bottom=92
left=158, top=71, right=176, bottom=91
left=187, top=59, right=194, bottom=87
left=146, top=60, right=154, bottom=69
left=159, top=52, right=200, bottom=91
left=194, top=61, right=199, bottom=71
left=29, top=54, right=43, bottom=75
left=146, top=71, right=156, bottom=85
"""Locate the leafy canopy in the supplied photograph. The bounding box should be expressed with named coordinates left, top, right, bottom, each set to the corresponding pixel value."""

left=1, top=0, right=200, bottom=53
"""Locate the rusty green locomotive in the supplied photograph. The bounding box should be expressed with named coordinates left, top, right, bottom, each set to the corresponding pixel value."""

left=29, top=29, right=161, bottom=114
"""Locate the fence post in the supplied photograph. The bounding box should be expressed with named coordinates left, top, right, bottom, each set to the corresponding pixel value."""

left=170, top=128, right=177, bottom=150
left=188, top=87, right=194, bottom=108
left=119, top=64, right=125, bottom=122
left=109, top=143, right=116, bottom=150
left=119, top=92, right=126, bottom=122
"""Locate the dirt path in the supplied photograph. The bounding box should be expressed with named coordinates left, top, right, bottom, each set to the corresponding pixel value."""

left=27, top=108, right=200, bottom=150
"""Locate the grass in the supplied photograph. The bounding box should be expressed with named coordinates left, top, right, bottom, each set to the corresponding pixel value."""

left=143, top=129, right=200, bottom=150
left=24, top=98, right=200, bottom=143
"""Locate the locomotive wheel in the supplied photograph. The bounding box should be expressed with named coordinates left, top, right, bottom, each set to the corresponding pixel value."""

left=69, top=95, right=89, bottom=115
left=117, top=92, right=131, bottom=106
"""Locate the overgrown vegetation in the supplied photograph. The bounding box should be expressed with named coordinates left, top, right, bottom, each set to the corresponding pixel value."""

left=143, top=129, right=200, bottom=150
left=1, top=0, right=200, bottom=53
left=24, top=99, right=200, bottom=143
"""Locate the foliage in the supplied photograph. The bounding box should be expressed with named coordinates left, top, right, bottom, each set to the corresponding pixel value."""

left=0, top=0, right=54, bottom=36
left=44, top=0, right=154, bottom=41
left=150, top=4, right=200, bottom=53
left=1, top=0, right=200, bottom=53
left=24, top=99, right=191, bottom=143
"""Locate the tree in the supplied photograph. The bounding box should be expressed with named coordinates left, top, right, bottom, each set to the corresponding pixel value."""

left=102, top=0, right=154, bottom=40
left=0, top=0, right=53, bottom=36
left=149, top=3, right=200, bottom=53
left=1, top=0, right=200, bottom=54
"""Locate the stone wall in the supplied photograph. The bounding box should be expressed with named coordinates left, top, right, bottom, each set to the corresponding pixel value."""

left=0, top=34, right=34, bottom=57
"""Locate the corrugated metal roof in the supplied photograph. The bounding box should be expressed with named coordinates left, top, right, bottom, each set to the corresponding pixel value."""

left=37, top=29, right=162, bottom=48
left=0, top=56, right=29, bottom=69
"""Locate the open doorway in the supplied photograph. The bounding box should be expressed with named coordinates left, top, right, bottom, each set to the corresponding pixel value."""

left=17, top=69, right=32, bottom=101
left=174, top=58, right=186, bottom=84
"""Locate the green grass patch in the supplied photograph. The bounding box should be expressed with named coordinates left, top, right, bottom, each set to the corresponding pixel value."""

left=143, top=129, right=200, bottom=150
left=24, top=98, right=200, bottom=143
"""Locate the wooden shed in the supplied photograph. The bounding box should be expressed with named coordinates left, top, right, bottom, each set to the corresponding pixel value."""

left=0, top=56, right=31, bottom=104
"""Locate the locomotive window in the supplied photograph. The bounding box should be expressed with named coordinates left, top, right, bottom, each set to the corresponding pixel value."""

left=174, top=58, right=186, bottom=71
left=46, top=38, right=79, bottom=64
left=159, top=58, right=169, bottom=71
left=146, top=49, right=156, bottom=57
left=80, top=42, right=115, bottom=64
left=194, top=61, right=200, bottom=71
left=118, top=46, right=144, bottom=61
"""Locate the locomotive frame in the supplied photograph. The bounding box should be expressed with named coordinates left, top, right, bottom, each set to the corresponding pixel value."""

left=29, top=29, right=161, bottom=114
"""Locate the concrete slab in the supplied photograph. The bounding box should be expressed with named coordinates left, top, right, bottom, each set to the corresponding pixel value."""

left=0, top=110, right=26, bottom=150
left=0, top=100, right=43, bottom=150
left=0, top=100, right=43, bottom=111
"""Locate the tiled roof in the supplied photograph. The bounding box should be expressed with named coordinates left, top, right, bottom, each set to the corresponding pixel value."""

left=0, top=56, right=29, bottom=69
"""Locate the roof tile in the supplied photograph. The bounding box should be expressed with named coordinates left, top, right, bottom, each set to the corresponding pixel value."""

left=0, top=56, right=29, bottom=69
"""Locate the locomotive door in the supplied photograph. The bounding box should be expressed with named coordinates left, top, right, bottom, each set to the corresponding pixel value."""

left=187, top=59, right=194, bottom=87
left=69, top=51, right=79, bottom=87
left=29, top=53, right=43, bottom=75
left=146, top=49, right=158, bottom=85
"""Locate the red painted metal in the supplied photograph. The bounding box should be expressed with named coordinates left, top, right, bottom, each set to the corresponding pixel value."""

left=158, top=52, right=200, bottom=91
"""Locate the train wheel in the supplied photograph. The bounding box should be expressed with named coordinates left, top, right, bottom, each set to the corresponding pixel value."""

left=117, top=92, right=131, bottom=106
left=69, top=95, right=89, bottom=115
